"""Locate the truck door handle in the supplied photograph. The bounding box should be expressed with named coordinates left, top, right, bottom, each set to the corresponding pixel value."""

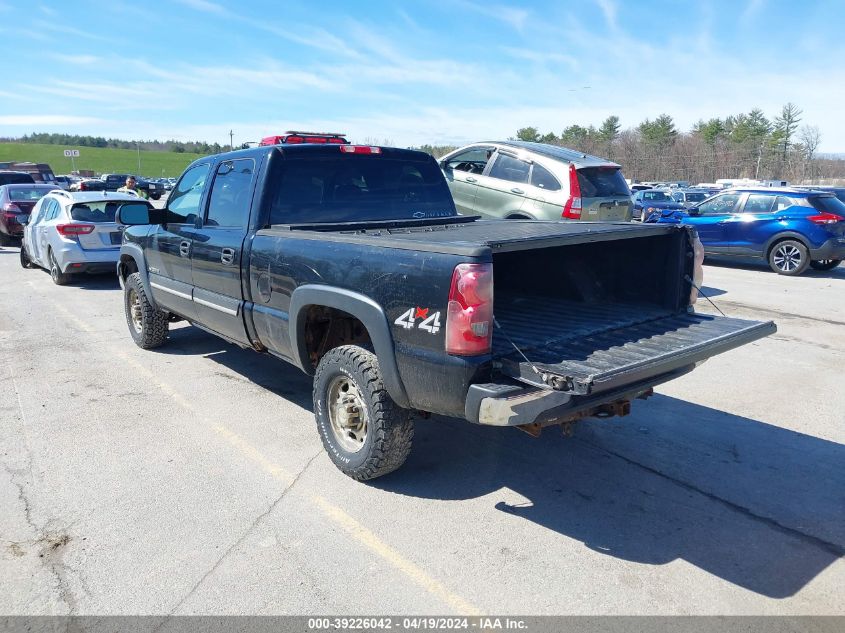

left=179, top=240, right=190, bottom=257
left=510, top=188, right=525, bottom=194
left=221, top=248, right=235, bottom=265
left=465, top=176, right=477, bottom=183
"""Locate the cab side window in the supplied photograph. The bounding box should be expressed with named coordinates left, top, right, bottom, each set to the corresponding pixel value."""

left=697, top=193, right=741, bottom=215
left=743, top=194, right=774, bottom=213
left=168, top=164, right=210, bottom=224
left=205, top=159, right=255, bottom=228
left=444, top=148, right=492, bottom=175
left=488, top=154, right=530, bottom=184
left=530, top=164, right=561, bottom=191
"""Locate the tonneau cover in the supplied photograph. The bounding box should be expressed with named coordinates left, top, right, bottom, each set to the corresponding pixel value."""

left=271, top=219, right=680, bottom=257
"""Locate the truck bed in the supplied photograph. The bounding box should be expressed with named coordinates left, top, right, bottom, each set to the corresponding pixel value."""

left=493, top=295, right=775, bottom=395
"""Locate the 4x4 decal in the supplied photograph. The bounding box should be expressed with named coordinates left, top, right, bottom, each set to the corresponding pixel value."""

left=394, top=307, right=441, bottom=334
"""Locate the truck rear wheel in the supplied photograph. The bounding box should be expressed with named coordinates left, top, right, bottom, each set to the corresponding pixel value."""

left=313, top=345, right=413, bottom=481
left=124, top=272, right=169, bottom=349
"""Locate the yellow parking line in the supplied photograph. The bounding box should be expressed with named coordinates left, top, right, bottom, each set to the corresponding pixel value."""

left=36, top=292, right=481, bottom=615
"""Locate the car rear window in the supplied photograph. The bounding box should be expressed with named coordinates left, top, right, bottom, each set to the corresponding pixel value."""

left=577, top=167, right=630, bottom=197
left=269, top=156, right=457, bottom=224
left=642, top=191, right=670, bottom=201
left=809, top=195, right=845, bottom=216
left=685, top=192, right=707, bottom=203
left=9, top=187, right=52, bottom=201
left=70, top=201, right=124, bottom=222
left=0, top=173, right=35, bottom=185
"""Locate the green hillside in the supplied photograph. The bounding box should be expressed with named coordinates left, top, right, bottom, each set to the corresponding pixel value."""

left=0, top=142, right=207, bottom=178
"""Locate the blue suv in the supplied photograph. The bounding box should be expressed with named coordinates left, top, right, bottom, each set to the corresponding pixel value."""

left=646, top=188, right=845, bottom=275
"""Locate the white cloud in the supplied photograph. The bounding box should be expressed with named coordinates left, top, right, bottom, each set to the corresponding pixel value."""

left=594, top=0, right=618, bottom=30
left=0, top=115, right=107, bottom=126
left=452, top=0, right=529, bottom=32
left=48, top=53, right=101, bottom=65
left=176, top=0, right=226, bottom=15
left=742, top=0, right=765, bottom=22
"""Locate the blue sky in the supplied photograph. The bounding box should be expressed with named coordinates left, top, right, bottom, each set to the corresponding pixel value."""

left=1, top=0, right=844, bottom=150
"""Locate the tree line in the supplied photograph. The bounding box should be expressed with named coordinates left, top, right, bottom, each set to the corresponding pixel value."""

left=1, top=132, right=227, bottom=155
left=417, top=103, right=845, bottom=185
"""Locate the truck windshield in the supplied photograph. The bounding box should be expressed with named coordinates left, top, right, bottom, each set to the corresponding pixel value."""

left=269, top=156, right=457, bottom=224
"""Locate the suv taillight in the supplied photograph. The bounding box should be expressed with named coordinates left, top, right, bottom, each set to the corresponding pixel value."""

left=56, top=224, right=95, bottom=236
left=562, top=164, right=582, bottom=219
left=445, top=263, right=493, bottom=355
left=3, top=203, right=22, bottom=215
left=807, top=212, right=844, bottom=225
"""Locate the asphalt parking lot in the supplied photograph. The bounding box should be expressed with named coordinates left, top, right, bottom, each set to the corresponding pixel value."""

left=0, top=240, right=843, bottom=615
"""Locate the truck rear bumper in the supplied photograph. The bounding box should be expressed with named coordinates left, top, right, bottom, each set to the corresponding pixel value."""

left=465, top=366, right=694, bottom=427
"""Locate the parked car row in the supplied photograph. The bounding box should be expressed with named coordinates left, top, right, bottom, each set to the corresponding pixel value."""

left=645, top=187, right=845, bottom=275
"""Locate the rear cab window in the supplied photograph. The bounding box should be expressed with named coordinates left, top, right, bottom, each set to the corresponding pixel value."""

left=577, top=167, right=630, bottom=197
left=269, top=155, right=456, bottom=225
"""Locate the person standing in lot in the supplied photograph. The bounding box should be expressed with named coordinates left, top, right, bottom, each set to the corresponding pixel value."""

left=117, top=176, right=148, bottom=199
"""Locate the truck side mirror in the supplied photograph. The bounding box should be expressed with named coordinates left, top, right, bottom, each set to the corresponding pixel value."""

left=687, top=207, right=700, bottom=216
left=116, top=202, right=164, bottom=225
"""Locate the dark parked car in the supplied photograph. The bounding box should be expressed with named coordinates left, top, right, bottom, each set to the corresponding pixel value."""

left=646, top=188, right=845, bottom=274
left=100, top=173, right=164, bottom=200
left=114, top=143, right=773, bottom=480
left=74, top=178, right=107, bottom=192
left=669, top=189, right=711, bottom=208
left=633, top=189, right=685, bottom=221
left=0, top=183, right=55, bottom=244
left=0, top=171, right=36, bottom=186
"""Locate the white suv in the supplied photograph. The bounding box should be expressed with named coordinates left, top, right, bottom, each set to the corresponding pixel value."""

left=19, top=190, right=150, bottom=285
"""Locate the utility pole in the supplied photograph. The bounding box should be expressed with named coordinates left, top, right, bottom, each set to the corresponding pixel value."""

left=137, top=142, right=141, bottom=175
left=755, top=142, right=763, bottom=179
left=229, top=130, right=234, bottom=151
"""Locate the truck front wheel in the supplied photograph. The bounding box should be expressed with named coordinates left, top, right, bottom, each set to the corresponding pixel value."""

left=313, top=345, right=414, bottom=481
left=124, top=272, right=169, bottom=349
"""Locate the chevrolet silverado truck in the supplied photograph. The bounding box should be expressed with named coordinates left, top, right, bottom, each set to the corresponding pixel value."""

left=115, top=144, right=776, bottom=480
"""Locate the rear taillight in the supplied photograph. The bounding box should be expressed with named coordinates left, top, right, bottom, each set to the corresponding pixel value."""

left=807, top=212, right=844, bottom=225
left=3, top=203, right=22, bottom=215
left=56, top=224, right=95, bottom=236
left=80, top=181, right=88, bottom=191
left=339, top=145, right=382, bottom=154
left=562, top=164, right=582, bottom=219
left=445, top=263, right=493, bottom=355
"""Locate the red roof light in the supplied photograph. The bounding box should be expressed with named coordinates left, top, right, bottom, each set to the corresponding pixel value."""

left=339, top=146, right=382, bottom=155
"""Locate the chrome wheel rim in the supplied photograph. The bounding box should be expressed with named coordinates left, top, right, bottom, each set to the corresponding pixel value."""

left=128, top=289, right=143, bottom=333
left=327, top=375, right=368, bottom=453
left=773, top=244, right=802, bottom=272
left=50, top=255, right=59, bottom=281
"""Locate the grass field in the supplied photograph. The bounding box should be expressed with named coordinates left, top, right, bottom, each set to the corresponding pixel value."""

left=0, top=142, right=207, bottom=178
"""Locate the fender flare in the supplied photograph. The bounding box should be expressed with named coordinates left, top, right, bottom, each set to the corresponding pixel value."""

left=763, top=231, right=811, bottom=257
left=289, top=285, right=410, bottom=408
left=117, top=244, right=158, bottom=309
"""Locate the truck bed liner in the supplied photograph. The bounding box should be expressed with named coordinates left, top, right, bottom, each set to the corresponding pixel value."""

left=493, top=296, right=775, bottom=395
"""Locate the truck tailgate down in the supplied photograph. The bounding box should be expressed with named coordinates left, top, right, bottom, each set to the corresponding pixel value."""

left=493, top=298, right=776, bottom=395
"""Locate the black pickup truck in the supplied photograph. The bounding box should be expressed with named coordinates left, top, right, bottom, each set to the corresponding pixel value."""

left=115, top=144, right=775, bottom=480
left=101, top=173, right=163, bottom=200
